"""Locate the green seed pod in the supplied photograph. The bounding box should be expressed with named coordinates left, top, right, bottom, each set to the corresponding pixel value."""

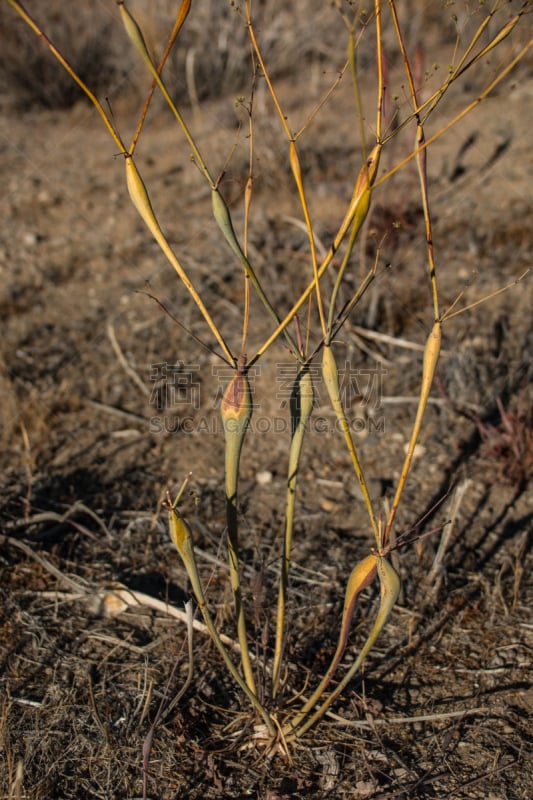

left=221, top=370, right=253, bottom=489
left=376, top=555, right=401, bottom=619
left=221, top=370, right=252, bottom=432
left=290, top=365, right=314, bottom=437
left=212, top=188, right=245, bottom=263
left=117, top=1, right=155, bottom=69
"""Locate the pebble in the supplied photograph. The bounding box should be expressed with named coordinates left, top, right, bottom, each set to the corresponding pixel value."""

left=256, top=470, right=273, bottom=486
left=403, top=442, right=426, bottom=459
left=22, top=231, right=39, bottom=246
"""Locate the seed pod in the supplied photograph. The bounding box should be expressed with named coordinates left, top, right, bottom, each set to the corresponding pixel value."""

left=289, top=140, right=305, bottom=201
left=221, top=370, right=252, bottom=433
left=125, top=155, right=162, bottom=243
left=376, top=556, right=401, bottom=624
left=384, top=320, right=443, bottom=546
left=322, top=343, right=379, bottom=539
left=168, top=502, right=194, bottom=566
left=334, top=143, right=381, bottom=250
left=288, top=552, right=379, bottom=726
left=421, top=320, right=442, bottom=399
left=289, top=365, right=314, bottom=437
left=117, top=1, right=155, bottom=69
left=321, top=343, right=341, bottom=406
left=212, top=188, right=245, bottom=263
left=345, top=554, right=379, bottom=607
left=334, top=552, right=379, bottom=653
left=221, top=369, right=253, bottom=499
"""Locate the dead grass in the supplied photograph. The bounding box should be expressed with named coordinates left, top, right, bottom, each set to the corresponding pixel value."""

left=0, top=0, right=348, bottom=111
left=0, top=0, right=123, bottom=110
left=5, top=0, right=523, bottom=112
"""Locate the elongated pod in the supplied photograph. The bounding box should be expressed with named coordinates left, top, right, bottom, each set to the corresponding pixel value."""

left=384, top=320, right=442, bottom=545
left=290, top=553, right=379, bottom=723
left=288, top=554, right=400, bottom=740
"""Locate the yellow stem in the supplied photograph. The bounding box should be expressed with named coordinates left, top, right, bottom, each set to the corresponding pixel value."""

left=384, top=321, right=442, bottom=546
left=322, top=345, right=379, bottom=543
left=125, top=156, right=233, bottom=364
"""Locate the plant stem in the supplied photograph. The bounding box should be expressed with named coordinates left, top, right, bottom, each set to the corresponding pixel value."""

left=221, top=367, right=256, bottom=694
left=272, top=366, right=314, bottom=697
left=167, top=496, right=275, bottom=735
left=322, top=345, right=379, bottom=544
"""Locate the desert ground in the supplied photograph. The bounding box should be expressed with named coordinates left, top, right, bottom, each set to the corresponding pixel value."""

left=0, top=2, right=532, bottom=798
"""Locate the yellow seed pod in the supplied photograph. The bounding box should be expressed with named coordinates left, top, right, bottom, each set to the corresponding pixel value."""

left=334, top=143, right=382, bottom=250
left=337, top=554, right=379, bottom=662
left=343, top=554, right=379, bottom=618
left=125, top=155, right=162, bottom=243
left=167, top=503, right=195, bottom=568
left=421, top=320, right=442, bottom=398
left=321, top=344, right=340, bottom=403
